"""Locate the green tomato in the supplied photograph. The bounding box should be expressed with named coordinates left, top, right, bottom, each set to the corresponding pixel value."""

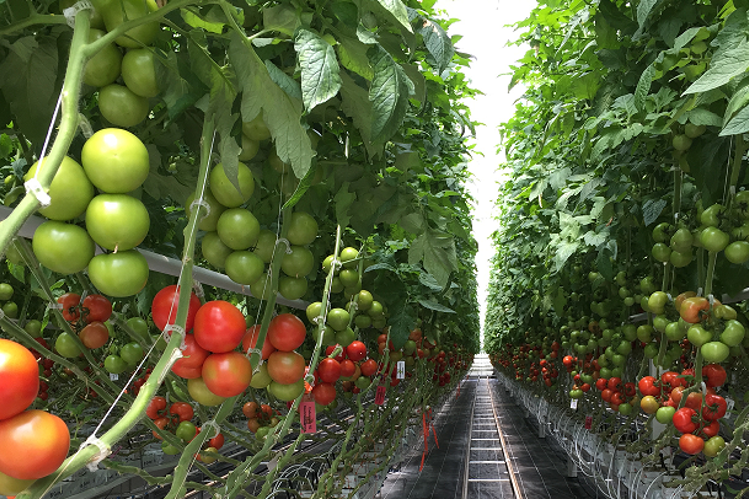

left=88, top=250, right=149, bottom=297
left=354, top=314, right=372, bottom=329
left=25, top=156, right=94, bottom=221
left=86, top=194, right=150, bottom=251
left=185, top=190, right=226, bottom=232
left=216, top=208, right=260, bottom=250
left=121, top=48, right=159, bottom=97
left=175, top=421, right=197, bottom=442
left=98, top=83, right=149, bottom=128
left=55, top=332, right=82, bottom=358
left=97, top=0, right=159, bottom=48
left=161, top=440, right=181, bottom=455
left=653, top=315, right=669, bottom=333
left=616, top=341, right=632, bottom=355
left=23, top=319, right=42, bottom=338
left=700, top=227, right=730, bottom=253
left=187, top=377, right=227, bottom=406
left=340, top=247, right=359, bottom=268
left=725, top=241, right=749, bottom=264
left=250, top=273, right=274, bottom=301
left=286, top=212, right=318, bottom=246
left=652, top=222, right=671, bottom=243
left=637, top=324, right=654, bottom=343
left=209, top=162, right=255, bottom=208
left=327, top=308, right=350, bottom=331
left=249, top=363, right=272, bottom=389
left=643, top=343, right=659, bottom=359
left=670, top=227, right=693, bottom=253
left=687, top=325, right=713, bottom=347
left=700, top=204, right=724, bottom=227
left=268, top=379, right=305, bottom=401
left=126, top=317, right=150, bottom=341
left=255, top=425, right=270, bottom=441
left=355, top=376, right=371, bottom=390
left=120, top=342, right=144, bottom=366
left=104, top=354, right=127, bottom=374
left=651, top=243, right=671, bottom=263
left=670, top=249, right=692, bottom=268
left=640, top=276, right=657, bottom=295
left=253, top=230, right=276, bottom=263
left=306, top=301, right=322, bottom=322
left=703, top=436, right=725, bottom=458
left=281, top=246, right=314, bottom=277
left=239, top=134, right=260, bottom=161
left=278, top=276, right=308, bottom=300
left=1, top=302, right=17, bottom=319
left=83, top=28, right=122, bottom=87
left=617, top=403, right=633, bottom=416
left=720, top=320, right=745, bottom=347
left=0, top=283, right=12, bottom=301
left=241, top=113, right=271, bottom=141
left=672, top=134, right=692, bottom=151
left=81, top=128, right=150, bottom=193
left=339, top=269, right=359, bottom=288
left=701, top=341, right=730, bottom=363
left=32, top=221, right=95, bottom=274
left=312, top=325, right=337, bottom=346
left=334, top=327, right=356, bottom=347
left=665, top=322, right=685, bottom=342
left=655, top=406, right=676, bottom=424
left=225, top=251, right=264, bottom=285
left=201, top=231, right=233, bottom=269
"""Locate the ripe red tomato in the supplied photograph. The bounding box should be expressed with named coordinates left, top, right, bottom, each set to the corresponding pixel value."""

left=700, top=419, right=720, bottom=438
left=202, top=352, right=252, bottom=397
left=151, top=285, right=202, bottom=333
left=601, top=388, right=613, bottom=403
left=0, top=410, right=70, bottom=480
left=679, top=433, right=704, bottom=455
left=607, top=377, right=622, bottom=392
left=267, top=351, right=306, bottom=384
left=169, top=402, right=194, bottom=422
left=703, top=364, right=727, bottom=388
left=0, top=339, right=40, bottom=420
left=312, top=382, right=336, bottom=406
left=78, top=321, right=110, bottom=349
left=325, top=345, right=344, bottom=362
left=702, top=393, right=727, bottom=421
left=346, top=341, right=367, bottom=361
left=194, top=301, right=246, bottom=353
left=340, top=359, right=356, bottom=378
left=595, top=378, right=608, bottom=391
left=81, top=294, right=112, bottom=323
left=152, top=417, right=169, bottom=439
left=660, top=371, right=680, bottom=390
left=672, top=407, right=698, bottom=434
left=317, top=358, right=341, bottom=383
left=267, top=313, right=306, bottom=352
left=146, top=396, right=166, bottom=419
left=242, top=401, right=258, bottom=419
left=57, top=293, right=81, bottom=322
left=171, top=334, right=209, bottom=379
left=360, top=358, right=378, bottom=377
left=242, top=325, right=276, bottom=359
left=208, top=432, right=224, bottom=450
left=684, top=392, right=703, bottom=411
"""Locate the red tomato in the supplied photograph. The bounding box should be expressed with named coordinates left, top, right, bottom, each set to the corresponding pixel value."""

left=623, top=382, right=636, bottom=398
left=242, top=401, right=258, bottom=419
left=169, top=402, right=194, bottom=422
left=208, top=432, right=224, bottom=450
left=339, top=359, right=356, bottom=378
left=171, top=334, right=209, bottom=379
left=312, top=382, right=336, bottom=406
left=700, top=419, right=720, bottom=438
left=152, top=417, right=169, bottom=439
left=562, top=355, right=574, bottom=367
left=360, top=358, right=378, bottom=377
left=151, top=285, right=202, bottom=333
left=672, top=407, right=698, bottom=434
left=317, top=358, right=341, bottom=383
left=346, top=341, right=367, bottom=361
left=0, top=410, right=70, bottom=480
left=703, top=364, right=727, bottom=388
left=595, top=378, right=608, bottom=391
left=57, top=293, right=81, bottom=322
left=607, top=377, right=622, bottom=392
left=702, top=393, right=727, bottom=421
left=78, top=321, right=109, bottom=349
left=610, top=391, right=625, bottom=406
left=202, top=352, right=252, bottom=397
left=193, top=301, right=246, bottom=353
left=242, top=325, right=276, bottom=360
left=601, top=388, right=613, bottom=403
left=146, top=396, right=167, bottom=419
left=637, top=376, right=660, bottom=397
left=660, top=371, right=680, bottom=391
left=267, top=351, right=306, bottom=384
left=325, top=345, right=344, bottom=362
left=679, top=433, right=704, bottom=455
left=81, top=294, right=112, bottom=323
left=684, top=392, right=703, bottom=411
left=267, top=313, right=306, bottom=352
left=0, top=340, right=39, bottom=421
left=680, top=297, right=710, bottom=323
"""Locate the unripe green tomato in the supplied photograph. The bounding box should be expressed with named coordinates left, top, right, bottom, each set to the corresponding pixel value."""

left=98, top=84, right=149, bottom=128
left=700, top=227, right=730, bottom=252
left=701, top=341, right=729, bottom=363
left=83, top=29, right=122, bottom=87
left=121, top=48, right=159, bottom=97
left=724, top=241, right=749, bottom=264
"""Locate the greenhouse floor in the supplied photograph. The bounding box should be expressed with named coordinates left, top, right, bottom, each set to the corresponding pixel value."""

left=377, top=355, right=592, bottom=499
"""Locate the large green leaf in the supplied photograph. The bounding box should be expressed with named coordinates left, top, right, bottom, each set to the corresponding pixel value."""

left=337, top=35, right=374, bottom=80
left=368, top=45, right=413, bottom=142
left=294, top=29, right=343, bottom=111
left=418, top=298, right=455, bottom=314
left=229, top=34, right=313, bottom=180
left=340, top=71, right=381, bottom=157
left=408, top=228, right=457, bottom=288
left=636, top=0, right=657, bottom=27
left=685, top=40, right=749, bottom=94
left=417, top=16, right=453, bottom=74
left=372, top=0, right=412, bottom=33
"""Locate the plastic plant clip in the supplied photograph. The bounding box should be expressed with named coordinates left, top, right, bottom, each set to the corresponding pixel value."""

left=47, top=302, right=63, bottom=310
left=78, top=114, right=94, bottom=139
left=158, top=348, right=184, bottom=384
left=163, top=324, right=186, bottom=349
left=24, top=178, right=51, bottom=208
left=80, top=434, right=111, bottom=471
left=63, top=0, right=93, bottom=27
left=202, top=420, right=221, bottom=439
left=0, top=307, right=4, bottom=321
left=276, top=237, right=293, bottom=254
left=193, top=282, right=205, bottom=299
left=190, top=198, right=212, bottom=221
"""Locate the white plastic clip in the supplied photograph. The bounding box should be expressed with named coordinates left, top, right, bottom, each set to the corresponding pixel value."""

left=63, top=0, right=94, bottom=28
left=190, top=198, right=211, bottom=221
left=707, top=294, right=715, bottom=306
left=24, top=178, right=51, bottom=208
left=79, top=115, right=94, bottom=138
left=80, top=435, right=111, bottom=471
left=202, top=420, right=221, bottom=439
left=193, top=282, right=205, bottom=299
left=163, top=324, right=186, bottom=349
left=700, top=381, right=707, bottom=396
left=158, top=348, right=184, bottom=384
left=0, top=308, right=4, bottom=321
left=304, top=374, right=315, bottom=385
left=276, top=238, right=293, bottom=254
left=47, top=302, right=63, bottom=310
left=697, top=287, right=704, bottom=297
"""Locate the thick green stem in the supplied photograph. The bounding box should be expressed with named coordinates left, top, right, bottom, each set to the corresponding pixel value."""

left=704, top=251, right=717, bottom=298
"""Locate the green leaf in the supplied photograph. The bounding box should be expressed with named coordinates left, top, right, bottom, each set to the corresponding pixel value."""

left=334, top=181, right=357, bottom=227
left=282, top=163, right=317, bottom=210
left=337, top=35, right=374, bottom=80
left=673, top=27, right=702, bottom=51
left=642, top=198, right=667, bottom=226
left=0, top=36, right=58, bottom=145
left=331, top=2, right=358, bottom=26
left=686, top=108, right=722, bottom=127
left=399, top=212, right=424, bottom=233
left=684, top=39, right=749, bottom=94
left=721, top=104, right=749, bottom=135
left=635, top=65, right=655, bottom=111
left=723, top=79, right=749, bottom=126
left=418, top=273, right=442, bottom=291
left=418, top=298, right=455, bottom=314
left=263, top=3, right=300, bottom=36
left=229, top=34, right=313, bottom=180
left=294, top=29, right=342, bottom=111
left=340, top=71, right=381, bottom=157
left=373, top=0, right=412, bottom=33
left=636, top=0, right=657, bottom=27
left=388, top=300, right=416, bottom=350
left=408, top=228, right=457, bottom=288
left=181, top=7, right=225, bottom=33
left=369, top=45, right=412, bottom=142
left=365, top=262, right=398, bottom=273
left=554, top=241, right=579, bottom=272
left=417, top=17, right=453, bottom=74
left=265, top=60, right=302, bottom=101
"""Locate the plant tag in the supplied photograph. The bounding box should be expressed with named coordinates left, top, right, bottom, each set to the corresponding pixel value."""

left=585, top=416, right=592, bottom=429
left=109, top=373, right=118, bottom=381
left=396, top=361, right=405, bottom=379
left=375, top=385, right=386, bottom=405
left=570, top=398, right=578, bottom=410
left=299, top=401, right=316, bottom=433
